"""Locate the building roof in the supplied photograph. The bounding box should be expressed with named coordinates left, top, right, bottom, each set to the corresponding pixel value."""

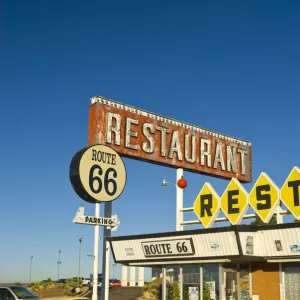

left=108, top=223, right=300, bottom=266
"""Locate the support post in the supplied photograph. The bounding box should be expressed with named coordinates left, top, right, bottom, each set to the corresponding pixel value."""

left=162, top=266, right=166, bottom=300
left=138, top=267, right=144, bottom=287
left=101, top=202, right=112, bottom=300
left=277, top=204, right=283, bottom=224
left=92, top=203, right=100, bottom=300
left=121, top=266, right=128, bottom=287
left=130, top=267, right=136, bottom=286
left=176, top=169, right=184, bottom=300
left=176, top=168, right=184, bottom=231
left=179, top=265, right=183, bottom=300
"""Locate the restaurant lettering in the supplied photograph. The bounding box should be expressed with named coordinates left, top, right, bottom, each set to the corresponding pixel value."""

left=194, top=167, right=300, bottom=227
left=88, top=96, right=252, bottom=182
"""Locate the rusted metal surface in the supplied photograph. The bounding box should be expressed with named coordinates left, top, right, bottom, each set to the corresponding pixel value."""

left=88, top=96, right=252, bottom=182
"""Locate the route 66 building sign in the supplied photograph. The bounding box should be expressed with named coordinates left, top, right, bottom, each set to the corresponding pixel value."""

left=70, top=144, right=127, bottom=203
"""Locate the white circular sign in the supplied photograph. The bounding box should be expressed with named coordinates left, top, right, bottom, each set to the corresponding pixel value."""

left=70, top=144, right=126, bottom=203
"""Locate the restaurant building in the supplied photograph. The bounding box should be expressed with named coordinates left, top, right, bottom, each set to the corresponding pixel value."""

left=108, top=222, right=300, bottom=300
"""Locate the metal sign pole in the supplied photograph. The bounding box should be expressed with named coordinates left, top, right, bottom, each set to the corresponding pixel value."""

left=92, top=203, right=100, bottom=300
left=176, top=168, right=184, bottom=300
left=101, top=202, right=112, bottom=300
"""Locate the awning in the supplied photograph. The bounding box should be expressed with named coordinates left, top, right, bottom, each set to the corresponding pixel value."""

left=108, top=223, right=300, bottom=267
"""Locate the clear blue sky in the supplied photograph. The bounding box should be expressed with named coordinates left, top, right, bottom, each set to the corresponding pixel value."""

left=1, top=0, right=299, bottom=283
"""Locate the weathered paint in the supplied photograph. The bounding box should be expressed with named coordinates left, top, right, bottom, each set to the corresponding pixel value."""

left=88, top=96, right=252, bottom=182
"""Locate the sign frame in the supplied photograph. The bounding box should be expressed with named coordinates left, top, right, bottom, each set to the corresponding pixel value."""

left=280, top=166, right=300, bottom=220
left=69, top=144, right=127, bottom=204
left=141, top=238, right=195, bottom=258
left=249, top=172, right=280, bottom=223
left=193, top=182, right=220, bottom=228
left=88, top=96, right=252, bottom=182
left=220, top=178, right=249, bottom=225
left=73, top=207, right=120, bottom=231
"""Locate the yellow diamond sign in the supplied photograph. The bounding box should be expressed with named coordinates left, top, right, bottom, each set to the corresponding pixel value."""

left=281, top=166, right=300, bottom=220
left=221, top=178, right=249, bottom=225
left=249, top=172, right=279, bottom=223
left=194, top=183, right=220, bottom=228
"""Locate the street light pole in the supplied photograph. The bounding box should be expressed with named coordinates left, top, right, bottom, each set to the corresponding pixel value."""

left=162, top=168, right=185, bottom=300
left=78, top=238, right=83, bottom=285
left=57, top=249, right=62, bottom=281
left=29, top=256, right=33, bottom=282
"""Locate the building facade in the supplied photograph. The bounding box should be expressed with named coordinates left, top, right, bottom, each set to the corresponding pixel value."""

left=108, top=223, right=300, bottom=300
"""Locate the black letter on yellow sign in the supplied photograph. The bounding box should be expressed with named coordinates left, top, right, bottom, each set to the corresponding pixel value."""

left=228, top=190, right=239, bottom=214
left=200, top=194, right=212, bottom=217
left=256, top=184, right=271, bottom=210
left=288, top=180, right=300, bottom=206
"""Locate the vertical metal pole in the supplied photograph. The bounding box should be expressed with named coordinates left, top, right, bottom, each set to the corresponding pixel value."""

left=179, top=265, right=183, bottom=300
left=101, top=202, right=112, bottom=300
left=78, top=238, right=83, bottom=286
left=200, top=264, right=203, bottom=300
left=279, top=262, right=285, bottom=300
left=176, top=168, right=184, bottom=300
left=162, top=266, right=166, bottom=300
left=92, top=203, right=100, bottom=300
left=176, top=168, right=184, bottom=231
left=58, top=250, right=61, bottom=281
left=29, top=256, right=33, bottom=282
left=277, top=204, right=283, bottom=224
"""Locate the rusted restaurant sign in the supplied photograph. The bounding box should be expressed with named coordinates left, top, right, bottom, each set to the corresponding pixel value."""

left=88, top=96, right=252, bottom=182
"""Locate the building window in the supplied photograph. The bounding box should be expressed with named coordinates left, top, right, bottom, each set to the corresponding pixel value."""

left=203, top=264, right=219, bottom=300
left=183, top=264, right=200, bottom=300
left=239, top=264, right=251, bottom=300
left=166, top=265, right=180, bottom=300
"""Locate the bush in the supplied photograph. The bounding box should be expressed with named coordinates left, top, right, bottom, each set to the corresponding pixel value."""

left=168, top=282, right=180, bottom=300
left=203, top=282, right=213, bottom=300
left=143, top=282, right=161, bottom=299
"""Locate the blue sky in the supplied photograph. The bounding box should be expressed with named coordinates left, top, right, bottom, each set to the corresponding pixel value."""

left=1, top=0, right=300, bottom=283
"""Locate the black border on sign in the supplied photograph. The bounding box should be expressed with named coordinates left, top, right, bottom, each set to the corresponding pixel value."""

left=69, top=144, right=127, bottom=204
left=108, top=223, right=300, bottom=265
left=107, top=223, right=300, bottom=242
left=141, top=238, right=195, bottom=258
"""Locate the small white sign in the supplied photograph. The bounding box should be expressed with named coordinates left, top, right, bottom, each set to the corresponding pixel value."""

left=142, top=238, right=194, bottom=257
left=73, top=207, right=120, bottom=231
left=188, top=287, right=198, bottom=300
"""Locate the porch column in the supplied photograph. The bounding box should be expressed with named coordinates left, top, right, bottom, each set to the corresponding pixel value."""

left=130, top=266, right=136, bottom=287
left=121, top=266, right=128, bottom=287
left=138, top=267, right=144, bottom=287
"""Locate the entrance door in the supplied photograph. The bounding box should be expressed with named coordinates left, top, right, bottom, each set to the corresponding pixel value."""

left=225, top=272, right=238, bottom=300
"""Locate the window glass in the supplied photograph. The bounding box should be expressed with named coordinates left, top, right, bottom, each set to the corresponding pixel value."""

left=0, top=289, right=14, bottom=300
left=203, top=264, right=219, bottom=300
left=10, top=287, right=36, bottom=299
left=183, top=264, right=200, bottom=300
left=239, top=264, right=250, bottom=300
left=166, top=265, right=180, bottom=300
